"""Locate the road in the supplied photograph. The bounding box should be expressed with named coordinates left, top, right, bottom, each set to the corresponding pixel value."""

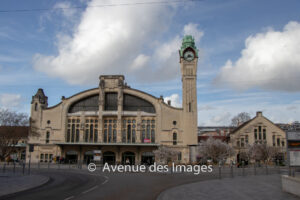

left=0, top=166, right=282, bottom=200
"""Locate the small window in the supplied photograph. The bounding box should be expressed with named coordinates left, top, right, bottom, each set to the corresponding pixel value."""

left=67, top=130, right=70, bottom=142
left=254, top=129, right=257, bottom=140
left=173, top=132, right=177, bottom=145
left=277, top=138, right=280, bottom=146
left=173, top=121, right=177, bottom=126
left=263, top=129, right=266, bottom=140
left=35, top=103, right=38, bottom=111
left=241, top=138, right=244, bottom=147
left=46, top=132, right=50, bottom=144
left=178, top=152, right=182, bottom=161
left=47, top=120, right=51, bottom=125
left=76, top=129, right=79, bottom=142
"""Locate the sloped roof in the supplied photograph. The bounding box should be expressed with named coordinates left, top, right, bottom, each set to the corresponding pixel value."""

left=231, top=114, right=285, bottom=135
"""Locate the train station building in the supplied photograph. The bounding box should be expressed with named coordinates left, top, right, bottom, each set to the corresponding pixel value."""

left=26, top=36, right=199, bottom=165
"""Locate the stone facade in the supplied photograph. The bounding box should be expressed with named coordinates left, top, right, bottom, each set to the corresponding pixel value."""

left=26, top=36, right=199, bottom=165
left=230, top=111, right=287, bottom=163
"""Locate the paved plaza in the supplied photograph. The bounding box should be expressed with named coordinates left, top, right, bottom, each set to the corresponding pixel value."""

left=158, top=174, right=300, bottom=200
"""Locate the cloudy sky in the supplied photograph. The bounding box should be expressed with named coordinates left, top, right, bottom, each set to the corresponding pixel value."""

left=1, top=0, right=300, bottom=125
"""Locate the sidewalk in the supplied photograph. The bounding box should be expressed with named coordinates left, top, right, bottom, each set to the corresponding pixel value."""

left=157, top=174, right=300, bottom=200
left=0, top=174, right=49, bottom=197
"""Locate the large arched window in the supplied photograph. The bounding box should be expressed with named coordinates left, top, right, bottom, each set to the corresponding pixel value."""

left=68, top=95, right=99, bottom=113
left=123, top=94, right=155, bottom=113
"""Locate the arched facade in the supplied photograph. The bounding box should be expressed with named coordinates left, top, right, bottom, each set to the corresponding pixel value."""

left=27, top=36, right=199, bottom=164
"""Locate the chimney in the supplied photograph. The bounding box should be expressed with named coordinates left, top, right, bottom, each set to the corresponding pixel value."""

left=256, top=111, right=262, bottom=117
left=167, top=100, right=171, bottom=106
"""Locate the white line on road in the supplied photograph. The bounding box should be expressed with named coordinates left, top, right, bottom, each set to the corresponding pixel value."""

left=102, top=179, right=108, bottom=185
left=81, top=185, right=99, bottom=194
left=64, top=196, right=74, bottom=200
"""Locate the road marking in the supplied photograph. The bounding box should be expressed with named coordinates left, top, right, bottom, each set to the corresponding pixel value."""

left=64, top=196, right=74, bottom=200
left=102, top=179, right=108, bottom=185
left=81, top=185, right=98, bottom=194
left=101, top=175, right=109, bottom=185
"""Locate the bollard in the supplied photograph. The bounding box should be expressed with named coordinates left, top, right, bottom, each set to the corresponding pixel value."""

left=242, top=161, right=245, bottom=176
left=13, top=162, right=16, bottom=174
left=22, top=163, right=25, bottom=175
left=3, top=163, right=6, bottom=173
left=28, top=161, right=31, bottom=175
left=218, top=162, right=222, bottom=179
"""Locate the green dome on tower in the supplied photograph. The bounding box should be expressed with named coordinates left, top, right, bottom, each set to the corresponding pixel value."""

left=180, top=35, right=198, bottom=57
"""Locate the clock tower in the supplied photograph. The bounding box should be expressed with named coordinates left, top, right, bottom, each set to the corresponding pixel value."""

left=180, top=35, right=198, bottom=150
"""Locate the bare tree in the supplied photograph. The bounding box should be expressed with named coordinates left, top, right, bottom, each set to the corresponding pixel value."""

left=0, top=109, right=28, bottom=126
left=198, top=137, right=234, bottom=164
left=0, top=109, right=29, bottom=161
left=231, top=112, right=251, bottom=127
left=248, top=143, right=278, bottom=164
left=238, top=147, right=251, bottom=162
left=153, top=146, right=179, bottom=164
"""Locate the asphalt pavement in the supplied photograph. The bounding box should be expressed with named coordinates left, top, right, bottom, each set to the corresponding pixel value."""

left=0, top=166, right=293, bottom=200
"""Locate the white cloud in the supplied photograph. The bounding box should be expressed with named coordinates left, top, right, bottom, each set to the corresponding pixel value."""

left=198, top=99, right=300, bottom=126
left=0, top=94, right=22, bottom=108
left=198, top=105, right=215, bottom=111
left=34, top=0, right=175, bottom=85
left=214, top=21, right=300, bottom=91
left=183, top=23, right=204, bottom=43
left=33, top=0, right=204, bottom=85
left=130, top=54, right=150, bottom=71
left=208, top=112, right=231, bottom=126
left=164, top=93, right=181, bottom=108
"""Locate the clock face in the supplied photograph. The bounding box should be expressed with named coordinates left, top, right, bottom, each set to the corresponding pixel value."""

left=183, top=50, right=195, bottom=61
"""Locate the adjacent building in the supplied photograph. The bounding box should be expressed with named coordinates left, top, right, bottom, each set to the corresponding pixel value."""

left=26, top=36, right=199, bottom=165
left=0, top=126, right=28, bottom=161
left=230, top=111, right=286, bottom=163
left=198, top=126, right=233, bottom=143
